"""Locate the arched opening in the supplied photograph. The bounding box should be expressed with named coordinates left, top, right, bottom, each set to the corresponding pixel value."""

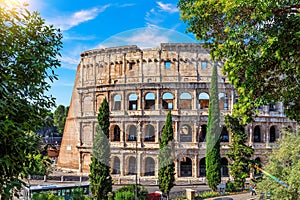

left=198, top=92, right=209, bottom=109
left=180, top=157, right=192, bottom=177
left=221, top=158, right=229, bottom=177
left=180, top=124, right=192, bottom=142
left=127, top=156, right=136, bottom=175
left=112, top=157, right=120, bottom=174
left=128, top=93, right=138, bottom=110
left=199, top=125, right=207, bottom=142
left=220, top=126, right=229, bottom=142
left=128, top=125, right=137, bottom=141
left=112, top=94, right=121, bottom=110
left=199, top=157, right=206, bottom=177
left=144, top=125, right=155, bottom=142
left=162, top=92, right=174, bottom=110
left=180, top=92, right=192, bottom=109
left=144, top=157, right=155, bottom=176
left=112, top=125, right=121, bottom=141
left=269, top=126, right=276, bottom=143
left=254, top=126, right=261, bottom=142
left=219, top=93, right=229, bottom=110
left=144, top=92, right=155, bottom=109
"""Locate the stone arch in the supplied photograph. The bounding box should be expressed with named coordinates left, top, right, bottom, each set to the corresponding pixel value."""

left=180, top=124, right=192, bottom=142
left=128, top=93, right=138, bottom=110
left=127, top=125, right=137, bottom=141
left=112, top=94, right=121, bottom=110
left=219, top=93, right=229, bottom=110
left=180, top=157, right=192, bottom=177
left=179, top=92, right=192, bottom=109
left=162, top=92, right=174, bottom=110
left=220, top=126, right=229, bottom=142
left=144, top=124, right=155, bottom=142
left=144, top=157, right=155, bottom=176
left=269, top=125, right=277, bottom=143
left=112, top=156, right=121, bottom=174
left=199, top=124, right=207, bottom=142
left=221, top=157, right=229, bottom=177
left=111, top=125, right=121, bottom=142
left=198, top=92, right=209, bottom=109
left=254, top=125, right=261, bottom=142
left=199, top=157, right=206, bottom=177
left=126, top=156, right=136, bottom=175
left=144, top=92, right=156, bottom=110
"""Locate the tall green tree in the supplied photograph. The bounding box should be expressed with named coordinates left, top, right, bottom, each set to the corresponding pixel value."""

left=0, top=2, right=62, bottom=198
left=205, top=63, right=221, bottom=191
left=256, top=132, right=300, bottom=199
left=178, top=0, right=300, bottom=123
left=158, top=112, right=175, bottom=200
left=89, top=98, right=112, bottom=200
left=53, top=105, right=69, bottom=135
left=225, top=115, right=254, bottom=190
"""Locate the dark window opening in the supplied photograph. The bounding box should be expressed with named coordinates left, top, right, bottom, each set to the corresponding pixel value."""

left=221, top=158, right=229, bottom=177
left=199, top=125, right=207, bottom=142
left=144, top=125, right=155, bottom=142
left=113, top=126, right=121, bottom=141
left=112, top=157, right=120, bottom=174
left=128, top=125, right=137, bottom=141
left=144, top=158, right=155, bottom=176
left=199, top=158, right=206, bottom=177
left=127, top=157, right=136, bottom=175
left=254, top=126, right=261, bottom=142
left=269, top=126, right=276, bottom=143
left=221, top=126, right=229, bottom=142
left=180, top=157, right=192, bottom=177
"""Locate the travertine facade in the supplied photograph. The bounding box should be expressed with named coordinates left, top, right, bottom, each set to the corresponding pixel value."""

left=58, top=43, right=296, bottom=182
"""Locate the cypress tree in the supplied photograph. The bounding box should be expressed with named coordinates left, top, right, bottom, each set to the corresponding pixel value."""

left=225, top=115, right=254, bottom=190
left=89, top=98, right=112, bottom=200
left=158, top=112, right=175, bottom=200
left=206, top=63, right=221, bottom=191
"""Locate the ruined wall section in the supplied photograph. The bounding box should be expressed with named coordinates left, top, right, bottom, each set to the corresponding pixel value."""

left=57, top=43, right=240, bottom=172
left=58, top=64, right=82, bottom=169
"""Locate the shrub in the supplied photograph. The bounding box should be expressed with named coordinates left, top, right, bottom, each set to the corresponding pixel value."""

left=226, top=180, right=237, bottom=192
left=114, top=184, right=148, bottom=200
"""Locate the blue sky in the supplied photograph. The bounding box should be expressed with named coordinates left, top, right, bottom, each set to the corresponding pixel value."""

left=25, top=0, right=197, bottom=108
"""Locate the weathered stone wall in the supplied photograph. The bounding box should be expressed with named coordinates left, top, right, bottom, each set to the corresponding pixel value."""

left=58, top=43, right=297, bottom=181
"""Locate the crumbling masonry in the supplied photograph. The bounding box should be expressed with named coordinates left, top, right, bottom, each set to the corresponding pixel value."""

left=58, top=43, right=296, bottom=182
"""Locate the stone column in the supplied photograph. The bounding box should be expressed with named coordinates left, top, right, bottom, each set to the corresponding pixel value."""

left=249, top=124, right=253, bottom=146
left=194, top=89, right=197, bottom=110
left=193, top=155, right=198, bottom=178
left=266, top=123, right=270, bottom=147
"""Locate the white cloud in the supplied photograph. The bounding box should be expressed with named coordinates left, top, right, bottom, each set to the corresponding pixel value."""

left=98, top=26, right=195, bottom=49
left=48, top=5, right=110, bottom=31
left=157, top=1, right=179, bottom=13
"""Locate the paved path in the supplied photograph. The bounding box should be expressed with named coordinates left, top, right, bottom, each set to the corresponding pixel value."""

left=205, top=192, right=255, bottom=200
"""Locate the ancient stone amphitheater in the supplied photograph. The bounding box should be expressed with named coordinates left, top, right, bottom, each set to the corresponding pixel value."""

left=58, top=43, right=296, bottom=183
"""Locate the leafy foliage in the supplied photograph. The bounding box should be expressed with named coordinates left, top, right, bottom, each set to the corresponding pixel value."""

left=178, top=0, right=300, bottom=122
left=53, top=105, right=69, bottom=135
left=0, top=2, right=62, bottom=198
left=89, top=98, right=112, bottom=200
left=158, top=112, right=175, bottom=200
left=32, top=192, right=64, bottom=200
left=114, top=185, right=148, bottom=200
left=205, top=63, right=221, bottom=191
left=256, top=132, right=300, bottom=199
left=225, top=115, right=254, bottom=190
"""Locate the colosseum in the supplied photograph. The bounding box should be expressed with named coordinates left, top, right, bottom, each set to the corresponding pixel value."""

left=57, top=43, right=297, bottom=183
